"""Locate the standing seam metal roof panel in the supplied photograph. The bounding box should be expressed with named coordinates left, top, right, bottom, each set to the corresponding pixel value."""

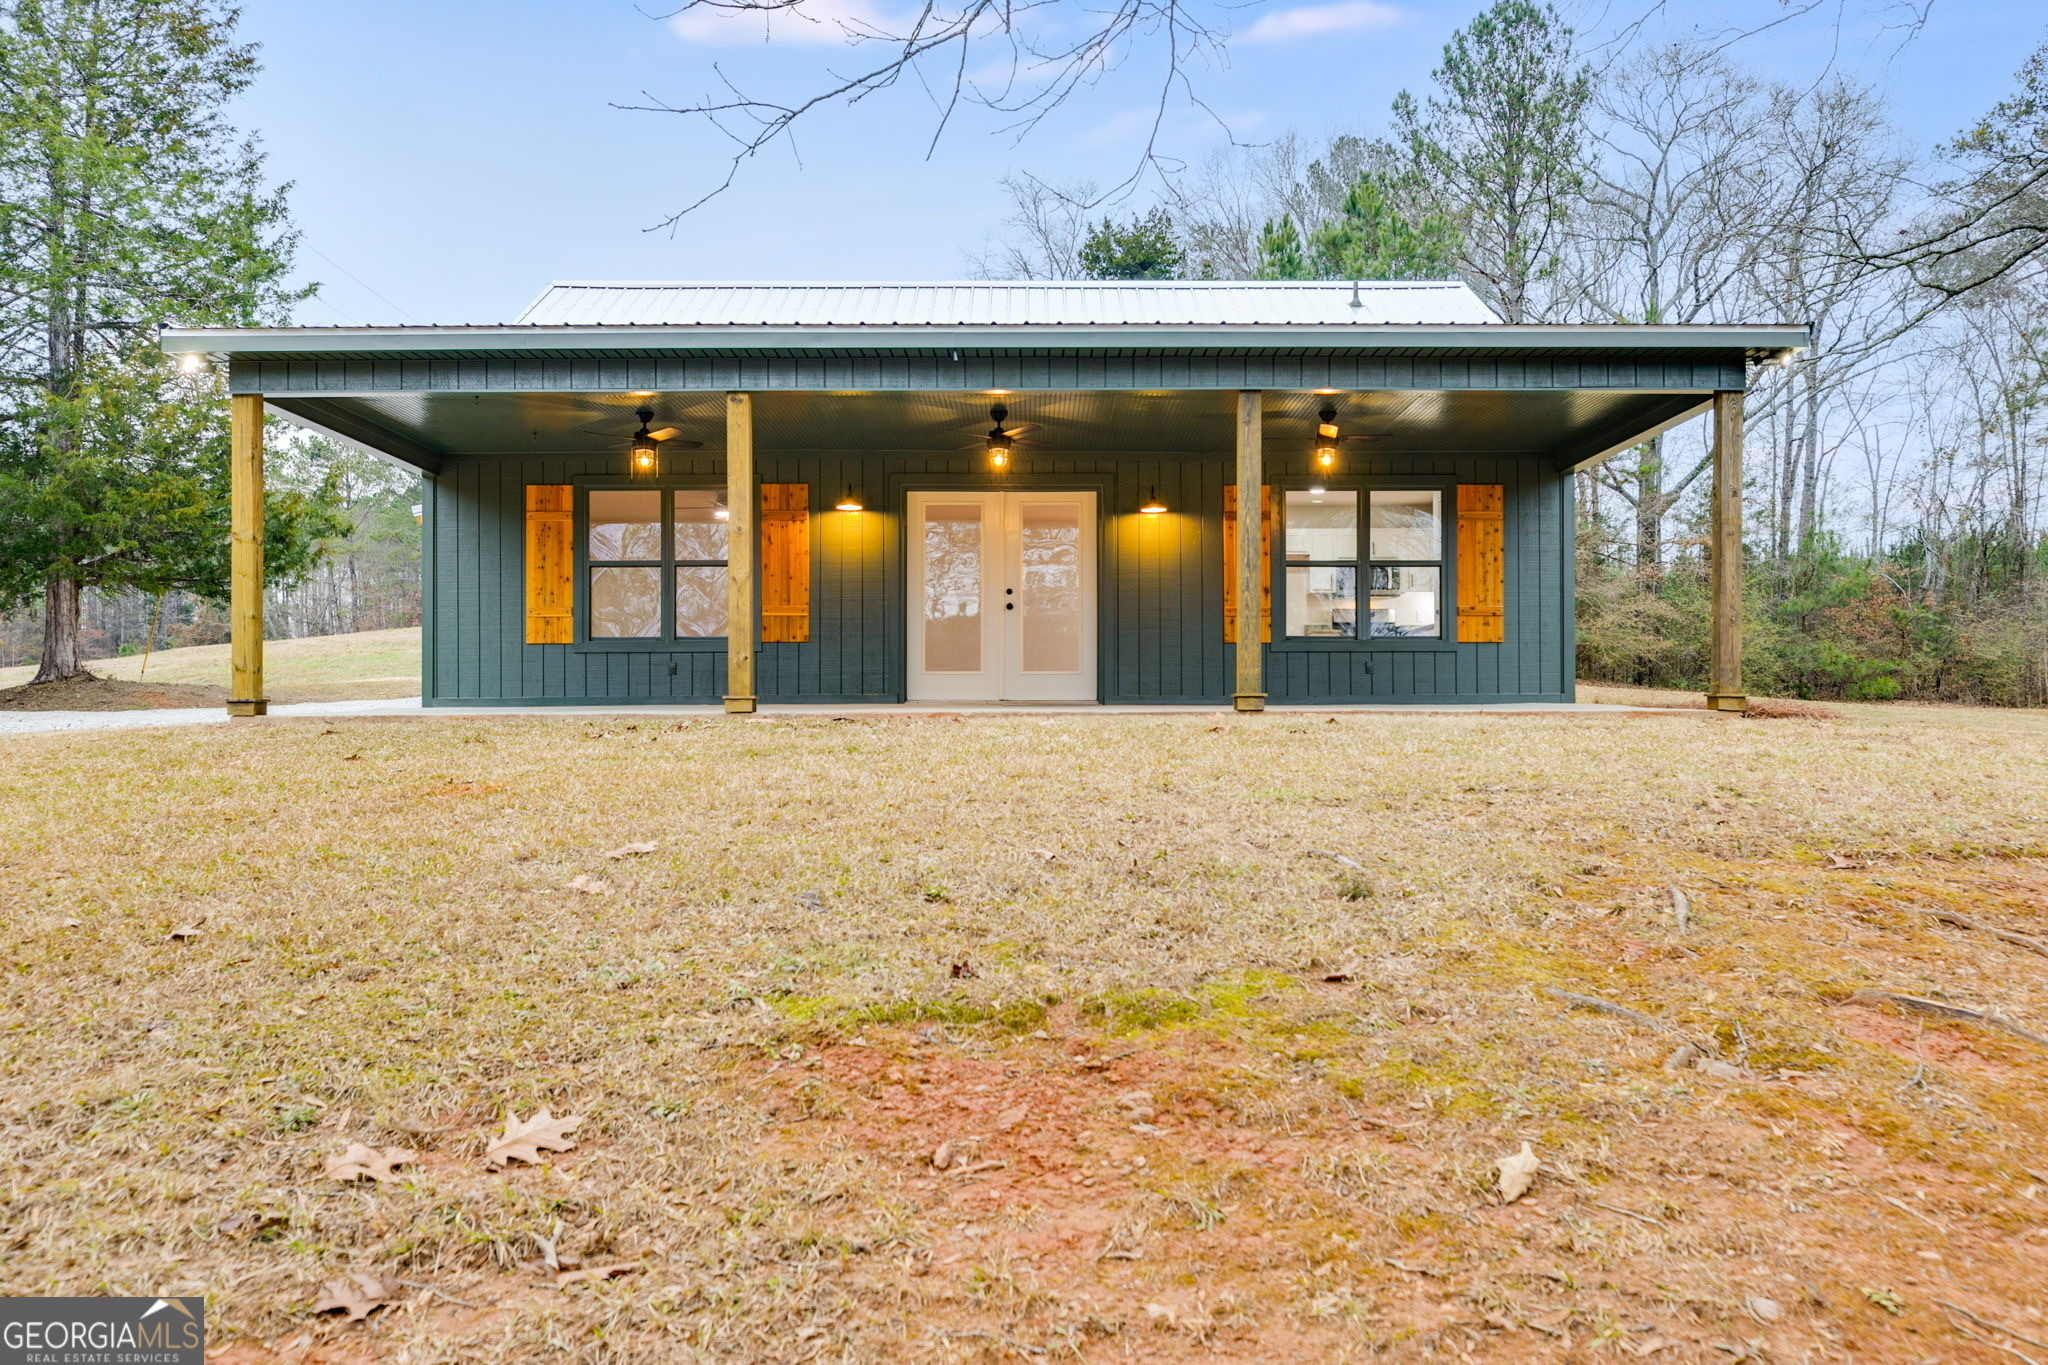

left=514, top=280, right=1505, bottom=328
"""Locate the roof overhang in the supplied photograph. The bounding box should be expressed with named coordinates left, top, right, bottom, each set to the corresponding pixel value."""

left=161, top=321, right=1809, bottom=360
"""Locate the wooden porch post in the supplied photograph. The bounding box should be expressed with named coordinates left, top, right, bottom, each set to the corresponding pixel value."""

left=724, top=391, right=758, bottom=714
left=1706, top=389, right=1746, bottom=713
left=227, top=393, right=267, bottom=717
left=1233, top=390, right=1265, bottom=712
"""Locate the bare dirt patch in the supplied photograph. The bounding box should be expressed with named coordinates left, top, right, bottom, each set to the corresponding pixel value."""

left=0, top=672, right=228, bottom=710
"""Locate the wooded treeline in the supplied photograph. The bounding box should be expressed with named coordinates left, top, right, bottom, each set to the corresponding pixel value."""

left=0, top=438, right=420, bottom=668
left=972, top=4, right=2048, bottom=705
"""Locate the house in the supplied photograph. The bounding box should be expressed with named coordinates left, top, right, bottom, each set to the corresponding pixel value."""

left=161, top=281, right=1807, bottom=713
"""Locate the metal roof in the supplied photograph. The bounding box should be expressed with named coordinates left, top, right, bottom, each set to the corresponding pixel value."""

left=514, top=280, right=1505, bottom=328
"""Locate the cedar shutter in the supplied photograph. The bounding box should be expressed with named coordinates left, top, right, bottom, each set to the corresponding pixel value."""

left=1221, top=484, right=1274, bottom=644
left=759, top=483, right=810, bottom=643
left=524, top=485, right=574, bottom=644
left=1456, top=484, right=1505, bottom=643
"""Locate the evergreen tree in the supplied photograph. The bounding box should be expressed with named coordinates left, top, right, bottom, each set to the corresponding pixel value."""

left=1254, top=216, right=1309, bottom=280
left=1308, top=173, right=1463, bottom=280
left=1076, top=208, right=1186, bottom=279
left=0, top=0, right=336, bottom=683
left=1392, top=0, right=1591, bottom=319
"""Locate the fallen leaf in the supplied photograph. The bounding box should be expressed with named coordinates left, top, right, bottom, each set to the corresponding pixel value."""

left=602, top=842, right=658, bottom=860
left=311, top=1273, right=398, bottom=1322
left=1495, top=1141, right=1540, bottom=1203
left=566, top=876, right=612, bottom=896
left=993, top=1104, right=1029, bottom=1132
left=166, top=918, right=205, bottom=940
left=323, top=1142, right=417, bottom=1184
left=1143, top=1303, right=1177, bottom=1325
left=1861, top=1287, right=1904, bottom=1315
left=1321, top=960, right=1361, bottom=983
left=483, top=1108, right=584, bottom=1170
left=1746, top=1295, right=1782, bottom=1323
left=555, top=1261, right=643, bottom=1287
left=949, top=959, right=978, bottom=979
left=61, top=917, right=82, bottom=929
left=932, top=1137, right=980, bottom=1171
left=1826, top=852, right=1865, bottom=870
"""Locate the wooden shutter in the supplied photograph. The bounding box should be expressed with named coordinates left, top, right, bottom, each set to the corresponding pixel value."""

left=759, top=483, right=810, bottom=643
left=1221, top=484, right=1273, bottom=644
left=524, top=485, right=574, bottom=644
left=1456, top=484, right=1505, bottom=643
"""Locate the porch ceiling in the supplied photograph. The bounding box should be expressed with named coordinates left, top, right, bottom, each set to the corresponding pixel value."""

left=270, top=387, right=1707, bottom=474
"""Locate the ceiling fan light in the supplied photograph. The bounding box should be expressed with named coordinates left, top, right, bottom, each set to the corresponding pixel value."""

left=628, top=405, right=660, bottom=479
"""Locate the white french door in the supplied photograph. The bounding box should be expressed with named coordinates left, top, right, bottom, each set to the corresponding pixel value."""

left=906, top=490, right=1097, bottom=702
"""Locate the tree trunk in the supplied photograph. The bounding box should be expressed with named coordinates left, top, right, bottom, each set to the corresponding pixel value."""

left=1633, top=434, right=1665, bottom=574
left=30, top=576, right=89, bottom=684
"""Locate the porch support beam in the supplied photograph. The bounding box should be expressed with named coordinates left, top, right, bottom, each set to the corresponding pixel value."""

left=1233, top=390, right=1265, bottom=712
left=724, top=391, right=758, bottom=714
left=228, top=393, right=267, bottom=717
left=1706, top=389, right=1746, bottom=713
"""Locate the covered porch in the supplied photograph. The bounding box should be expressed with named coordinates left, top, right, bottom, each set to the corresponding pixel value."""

left=163, top=281, right=1801, bottom=714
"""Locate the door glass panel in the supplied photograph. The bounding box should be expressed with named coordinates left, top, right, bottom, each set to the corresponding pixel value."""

left=1370, top=490, right=1441, bottom=560
left=589, top=490, right=662, bottom=561
left=1369, top=566, right=1440, bottom=637
left=1286, top=565, right=1358, bottom=638
left=922, top=502, right=983, bottom=673
left=1284, top=489, right=1357, bottom=561
left=673, top=490, right=730, bottom=561
left=589, top=566, right=660, bottom=638
left=675, top=566, right=728, bottom=637
left=1019, top=502, right=1082, bottom=673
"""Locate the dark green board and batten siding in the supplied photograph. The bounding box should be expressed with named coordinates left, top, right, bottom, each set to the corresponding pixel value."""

left=425, top=450, right=1573, bottom=707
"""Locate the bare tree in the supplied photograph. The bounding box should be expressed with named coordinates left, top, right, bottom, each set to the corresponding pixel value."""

left=633, top=0, right=1246, bottom=226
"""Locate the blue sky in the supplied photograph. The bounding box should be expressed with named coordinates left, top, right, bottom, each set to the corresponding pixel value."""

left=231, top=0, right=2045, bottom=325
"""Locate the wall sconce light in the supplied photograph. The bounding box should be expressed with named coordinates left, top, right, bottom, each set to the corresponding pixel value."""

left=1138, top=487, right=1168, bottom=515
left=1314, top=404, right=1341, bottom=474
left=179, top=352, right=206, bottom=374
left=835, top=485, right=865, bottom=511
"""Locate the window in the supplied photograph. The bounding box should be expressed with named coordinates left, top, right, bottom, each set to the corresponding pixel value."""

left=1283, top=489, right=1358, bottom=638
left=586, top=488, right=729, bottom=640
left=1367, top=490, right=1441, bottom=637
left=1281, top=488, right=1443, bottom=640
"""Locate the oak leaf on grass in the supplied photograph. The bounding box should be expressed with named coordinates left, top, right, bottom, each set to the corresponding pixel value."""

left=323, top=1142, right=417, bottom=1184
left=1494, top=1142, right=1540, bottom=1203
left=483, top=1108, right=583, bottom=1170
left=602, top=842, right=658, bottom=859
left=567, top=875, right=613, bottom=896
left=311, top=1273, right=399, bottom=1322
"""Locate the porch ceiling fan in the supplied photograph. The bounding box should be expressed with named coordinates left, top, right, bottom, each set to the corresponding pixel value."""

left=576, top=404, right=705, bottom=449
left=957, top=403, right=1038, bottom=468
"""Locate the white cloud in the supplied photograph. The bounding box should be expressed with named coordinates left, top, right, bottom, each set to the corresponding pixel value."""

left=1238, top=0, right=1405, bottom=44
left=670, top=0, right=904, bottom=48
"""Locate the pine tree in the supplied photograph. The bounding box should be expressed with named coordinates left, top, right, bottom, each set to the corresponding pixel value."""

left=0, top=0, right=336, bottom=683
left=1076, top=208, right=1186, bottom=279
left=1308, top=174, right=1462, bottom=280
left=1392, top=0, right=1591, bottom=319
left=1254, top=216, right=1310, bottom=280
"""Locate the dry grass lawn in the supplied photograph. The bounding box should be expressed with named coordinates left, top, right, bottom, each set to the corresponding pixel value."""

left=0, top=626, right=421, bottom=707
left=2, top=703, right=2045, bottom=1362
